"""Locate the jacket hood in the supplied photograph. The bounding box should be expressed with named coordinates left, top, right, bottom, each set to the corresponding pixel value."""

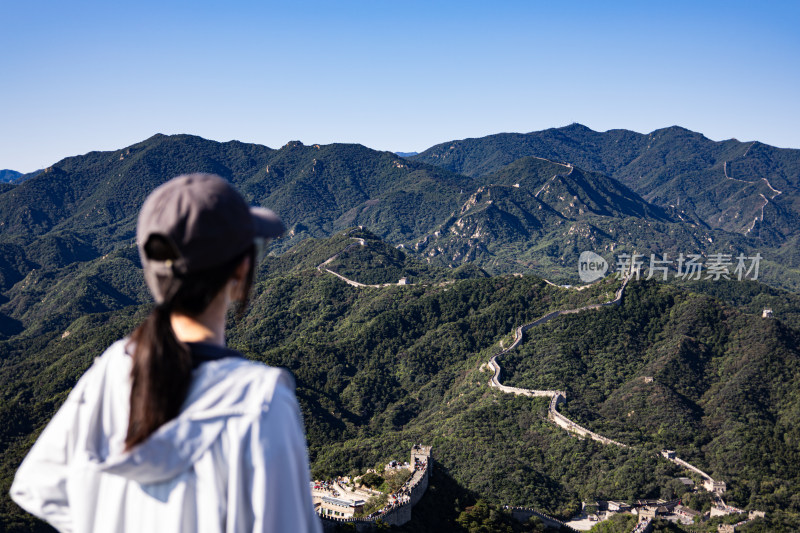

left=78, top=340, right=291, bottom=484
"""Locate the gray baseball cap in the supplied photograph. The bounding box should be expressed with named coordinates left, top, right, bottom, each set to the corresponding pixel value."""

left=137, top=173, right=284, bottom=303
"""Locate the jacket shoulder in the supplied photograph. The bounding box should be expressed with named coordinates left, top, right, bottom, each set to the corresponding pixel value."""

left=184, top=357, right=297, bottom=416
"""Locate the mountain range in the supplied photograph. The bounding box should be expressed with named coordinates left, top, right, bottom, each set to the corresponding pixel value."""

left=1, top=125, right=799, bottom=531
left=413, top=124, right=800, bottom=246
left=2, top=125, right=798, bottom=289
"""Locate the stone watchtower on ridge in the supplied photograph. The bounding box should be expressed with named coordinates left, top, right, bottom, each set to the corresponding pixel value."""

left=411, top=444, right=432, bottom=465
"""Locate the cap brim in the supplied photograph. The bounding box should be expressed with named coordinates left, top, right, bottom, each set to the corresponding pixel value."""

left=251, top=207, right=285, bottom=239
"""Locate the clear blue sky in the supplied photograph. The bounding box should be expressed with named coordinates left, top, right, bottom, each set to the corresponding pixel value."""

left=2, top=0, right=798, bottom=173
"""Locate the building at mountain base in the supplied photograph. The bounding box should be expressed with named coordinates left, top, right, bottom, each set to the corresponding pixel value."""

left=318, top=445, right=431, bottom=532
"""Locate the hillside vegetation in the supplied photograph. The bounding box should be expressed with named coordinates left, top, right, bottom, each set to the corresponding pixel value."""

left=2, top=233, right=800, bottom=531
left=1, top=126, right=799, bottom=531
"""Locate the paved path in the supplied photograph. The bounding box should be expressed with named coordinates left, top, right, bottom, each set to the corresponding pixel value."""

left=542, top=278, right=596, bottom=291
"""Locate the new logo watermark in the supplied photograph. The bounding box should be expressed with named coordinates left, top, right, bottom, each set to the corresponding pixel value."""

left=577, top=251, right=762, bottom=282
left=578, top=251, right=608, bottom=283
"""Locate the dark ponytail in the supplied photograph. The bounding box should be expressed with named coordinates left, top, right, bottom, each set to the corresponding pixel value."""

left=125, top=246, right=256, bottom=450
left=126, top=302, right=192, bottom=449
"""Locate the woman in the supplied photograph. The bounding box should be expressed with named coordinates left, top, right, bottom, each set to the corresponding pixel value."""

left=11, top=174, right=322, bottom=533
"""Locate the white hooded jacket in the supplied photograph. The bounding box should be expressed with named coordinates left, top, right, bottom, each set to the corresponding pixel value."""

left=10, top=339, right=323, bottom=533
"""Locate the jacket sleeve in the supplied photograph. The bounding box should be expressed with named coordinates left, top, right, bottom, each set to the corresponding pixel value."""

left=9, top=363, right=99, bottom=533
left=236, top=371, right=322, bottom=533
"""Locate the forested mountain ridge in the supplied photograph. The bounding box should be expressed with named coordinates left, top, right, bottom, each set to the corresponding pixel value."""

left=0, top=134, right=472, bottom=246
left=0, top=134, right=474, bottom=320
left=484, top=156, right=672, bottom=221
left=408, top=155, right=766, bottom=284
left=412, top=124, right=800, bottom=247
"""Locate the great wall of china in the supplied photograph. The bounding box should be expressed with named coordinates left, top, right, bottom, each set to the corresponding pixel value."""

left=486, top=275, right=630, bottom=448
left=319, top=445, right=431, bottom=531
left=317, top=235, right=421, bottom=288
left=317, top=234, right=759, bottom=531
left=483, top=267, right=758, bottom=529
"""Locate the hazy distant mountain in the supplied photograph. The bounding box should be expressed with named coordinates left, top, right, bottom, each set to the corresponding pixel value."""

left=0, top=170, right=21, bottom=183
left=395, top=151, right=418, bottom=157
left=9, top=169, right=43, bottom=184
